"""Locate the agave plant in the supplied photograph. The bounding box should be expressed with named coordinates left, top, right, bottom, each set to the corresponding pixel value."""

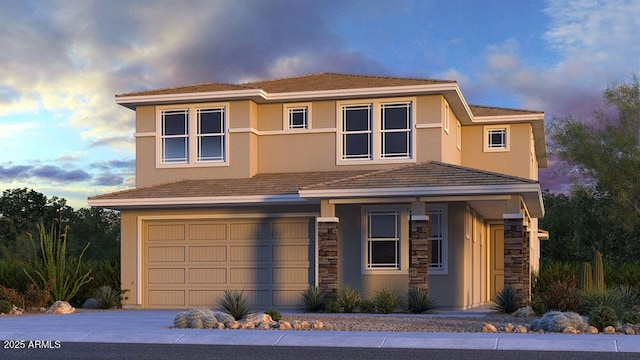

left=217, top=290, right=250, bottom=320
left=491, top=287, right=521, bottom=314
left=407, top=287, right=437, bottom=314
left=299, top=286, right=327, bottom=312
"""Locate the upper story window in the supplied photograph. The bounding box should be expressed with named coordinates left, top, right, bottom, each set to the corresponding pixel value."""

left=338, top=98, right=415, bottom=164
left=456, top=120, right=462, bottom=151
left=157, top=103, right=228, bottom=167
left=443, top=102, right=450, bottom=134
left=283, top=103, right=311, bottom=130
left=484, top=125, right=510, bottom=152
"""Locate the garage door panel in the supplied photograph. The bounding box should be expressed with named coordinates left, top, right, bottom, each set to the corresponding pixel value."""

left=230, top=267, right=270, bottom=284
left=148, top=268, right=186, bottom=284
left=189, top=246, right=226, bottom=262
left=273, top=290, right=303, bottom=307
left=189, top=268, right=227, bottom=284
left=273, top=245, right=309, bottom=261
left=272, top=222, right=310, bottom=239
left=148, top=225, right=185, bottom=241
left=230, top=223, right=271, bottom=240
left=188, top=224, right=227, bottom=240
left=273, top=267, right=309, bottom=284
left=148, top=290, right=185, bottom=306
left=189, top=290, right=225, bottom=307
left=148, top=246, right=185, bottom=262
left=242, top=290, right=271, bottom=308
left=230, top=245, right=270, bottom=262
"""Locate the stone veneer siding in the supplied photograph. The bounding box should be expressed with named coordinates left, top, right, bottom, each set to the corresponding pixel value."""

left=503, top=218, right=531, bottom=305
left=408, top=219, right=430, bottom=290
left=317, top=221, right=338, bottom=296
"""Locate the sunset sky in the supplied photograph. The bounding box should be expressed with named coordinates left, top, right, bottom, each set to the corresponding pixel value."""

left=1, top=0, right=639, bottom=208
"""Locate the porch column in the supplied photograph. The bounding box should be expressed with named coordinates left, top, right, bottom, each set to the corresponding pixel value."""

left=409, top=202, right=430, bottom=290
left=317, top=200, right=339, bottom=296
left=503, top=214, right=531, bottom=306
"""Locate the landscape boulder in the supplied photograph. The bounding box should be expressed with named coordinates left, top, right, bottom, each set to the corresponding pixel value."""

left=45, top=301, right=75, bottom=315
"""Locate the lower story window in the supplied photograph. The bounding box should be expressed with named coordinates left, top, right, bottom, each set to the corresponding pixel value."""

left=365, top=210, right=400, bottom=270
left=428, top=207, right=446, bottom=272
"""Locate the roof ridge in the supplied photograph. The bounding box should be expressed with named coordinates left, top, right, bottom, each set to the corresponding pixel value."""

left=241, top=72, right=456, bottom=86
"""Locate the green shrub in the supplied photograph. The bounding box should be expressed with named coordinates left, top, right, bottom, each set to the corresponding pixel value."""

left=589, top=306, right=618, bottom=331
left=373, top=286, right=401, bottom=314
left=325, top=300, right=340, bottom=313
left=93, top=286, right=123, bottom=309
left=299, top=287, right=327, bottom=313
left=0, top=286, right=24, bottom=308
left=622, top=311, right=640, bottom=324
left=359, top=299, right=376, bottom=313
left=336, top=284, right=361, bottom=313
left=0, top=299, right=12, bottom=314
left=264, top=307, right=282, bottom=322
left=491, top=287, right=521, bottom=314
left=407, top=287, right=437, bottom=314
left=531, top=274, right=579, bottom=313
left=605, top=262, right=640, bottom=289
left=579, top=285, right=640, bottom=318
left=217, top=290, right=250, bottom=320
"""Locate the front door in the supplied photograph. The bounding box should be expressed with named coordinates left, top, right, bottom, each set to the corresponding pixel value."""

left=489, top=224, right=504, bottom=298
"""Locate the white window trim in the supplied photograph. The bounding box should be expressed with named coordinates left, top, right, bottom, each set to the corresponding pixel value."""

left=155, top=102, right=230, bottom=168
left=443, top=101, right=450, bottom=134
left=427, top=204, right=448, bottom=275
left=483, top=124, right=510, bottom=152
left=336, top=97, right=417, bottom=165
left=361, top=205, right=409, bottom=275
left=283, top=102, right=312, bottom=130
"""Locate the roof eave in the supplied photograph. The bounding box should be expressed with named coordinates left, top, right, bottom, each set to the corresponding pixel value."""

left=88, top=194, right=310, bottom=209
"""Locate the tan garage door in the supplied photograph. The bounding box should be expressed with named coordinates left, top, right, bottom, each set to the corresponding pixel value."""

left=143, top=217, right=314, bottom=309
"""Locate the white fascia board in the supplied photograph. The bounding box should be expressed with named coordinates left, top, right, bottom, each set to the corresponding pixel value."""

left=299, top=184, right=541, bottom=198
left=262, top=84, right=459, bottom=101
left=473, top=114, right=544, bottom=123
left=88, top=194, right=308, bottom=208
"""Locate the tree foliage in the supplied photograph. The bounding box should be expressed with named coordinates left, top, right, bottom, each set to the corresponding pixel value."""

left=550, top=75, right=640, bottom=229
left=547, top=75, right=640, bottom=261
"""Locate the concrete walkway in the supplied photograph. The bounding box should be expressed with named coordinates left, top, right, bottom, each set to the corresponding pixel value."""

left=0, top=310, right=639, bottom=352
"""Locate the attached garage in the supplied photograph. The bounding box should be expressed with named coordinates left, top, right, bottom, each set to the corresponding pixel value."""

left=142, top=217, right=315, bottom=309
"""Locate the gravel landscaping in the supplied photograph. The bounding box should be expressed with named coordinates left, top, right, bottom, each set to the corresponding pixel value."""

left=283, top=313, right=531, bottom=333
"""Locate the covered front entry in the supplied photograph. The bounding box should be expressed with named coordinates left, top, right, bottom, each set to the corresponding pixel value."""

left=142, top=217, right=314, bottom=309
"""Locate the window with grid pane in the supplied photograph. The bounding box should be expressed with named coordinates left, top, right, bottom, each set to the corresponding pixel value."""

left=366, top=210, right=400, bottom=269
left=381, top=102, right=411, bottom=158
left=161, top=109, right=189, bottom=163
left=428, top=209, right=444, bottom=270
left=342, top=104, right=372, bottom=160
left=197, top=107, right=225, bottom=162
left=288, top=106, right=308, bottom=129
left=487, top=128, right=507, bottom=149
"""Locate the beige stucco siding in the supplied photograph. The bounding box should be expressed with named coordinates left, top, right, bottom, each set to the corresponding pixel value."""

left=461, top=123, right=535, bottom=180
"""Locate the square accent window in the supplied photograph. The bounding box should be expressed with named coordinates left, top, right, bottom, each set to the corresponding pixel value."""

left=484, top=125, right=510, bottom=152
left=365, top=210, right=400, bottom=270
left=157, top=103, right=228, bottom=167
left=283, top=103, right=312, bottom=130
left=338, top=98, right=414, bottom=164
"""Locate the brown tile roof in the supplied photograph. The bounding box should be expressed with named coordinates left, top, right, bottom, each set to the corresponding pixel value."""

left=301, top=162, right=537, bottom=191
left=469, top=105, right=543, bottom=117
left=115, top=73, right=455, bottom=98
left=88, top=170, right=375, bottom=200
left=90, top=162, right=537, bottom=203
left=241, top=73, right=454, bottom=93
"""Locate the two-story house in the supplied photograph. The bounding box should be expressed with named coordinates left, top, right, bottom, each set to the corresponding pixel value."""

left=89, top=73, right=547, bottom=310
